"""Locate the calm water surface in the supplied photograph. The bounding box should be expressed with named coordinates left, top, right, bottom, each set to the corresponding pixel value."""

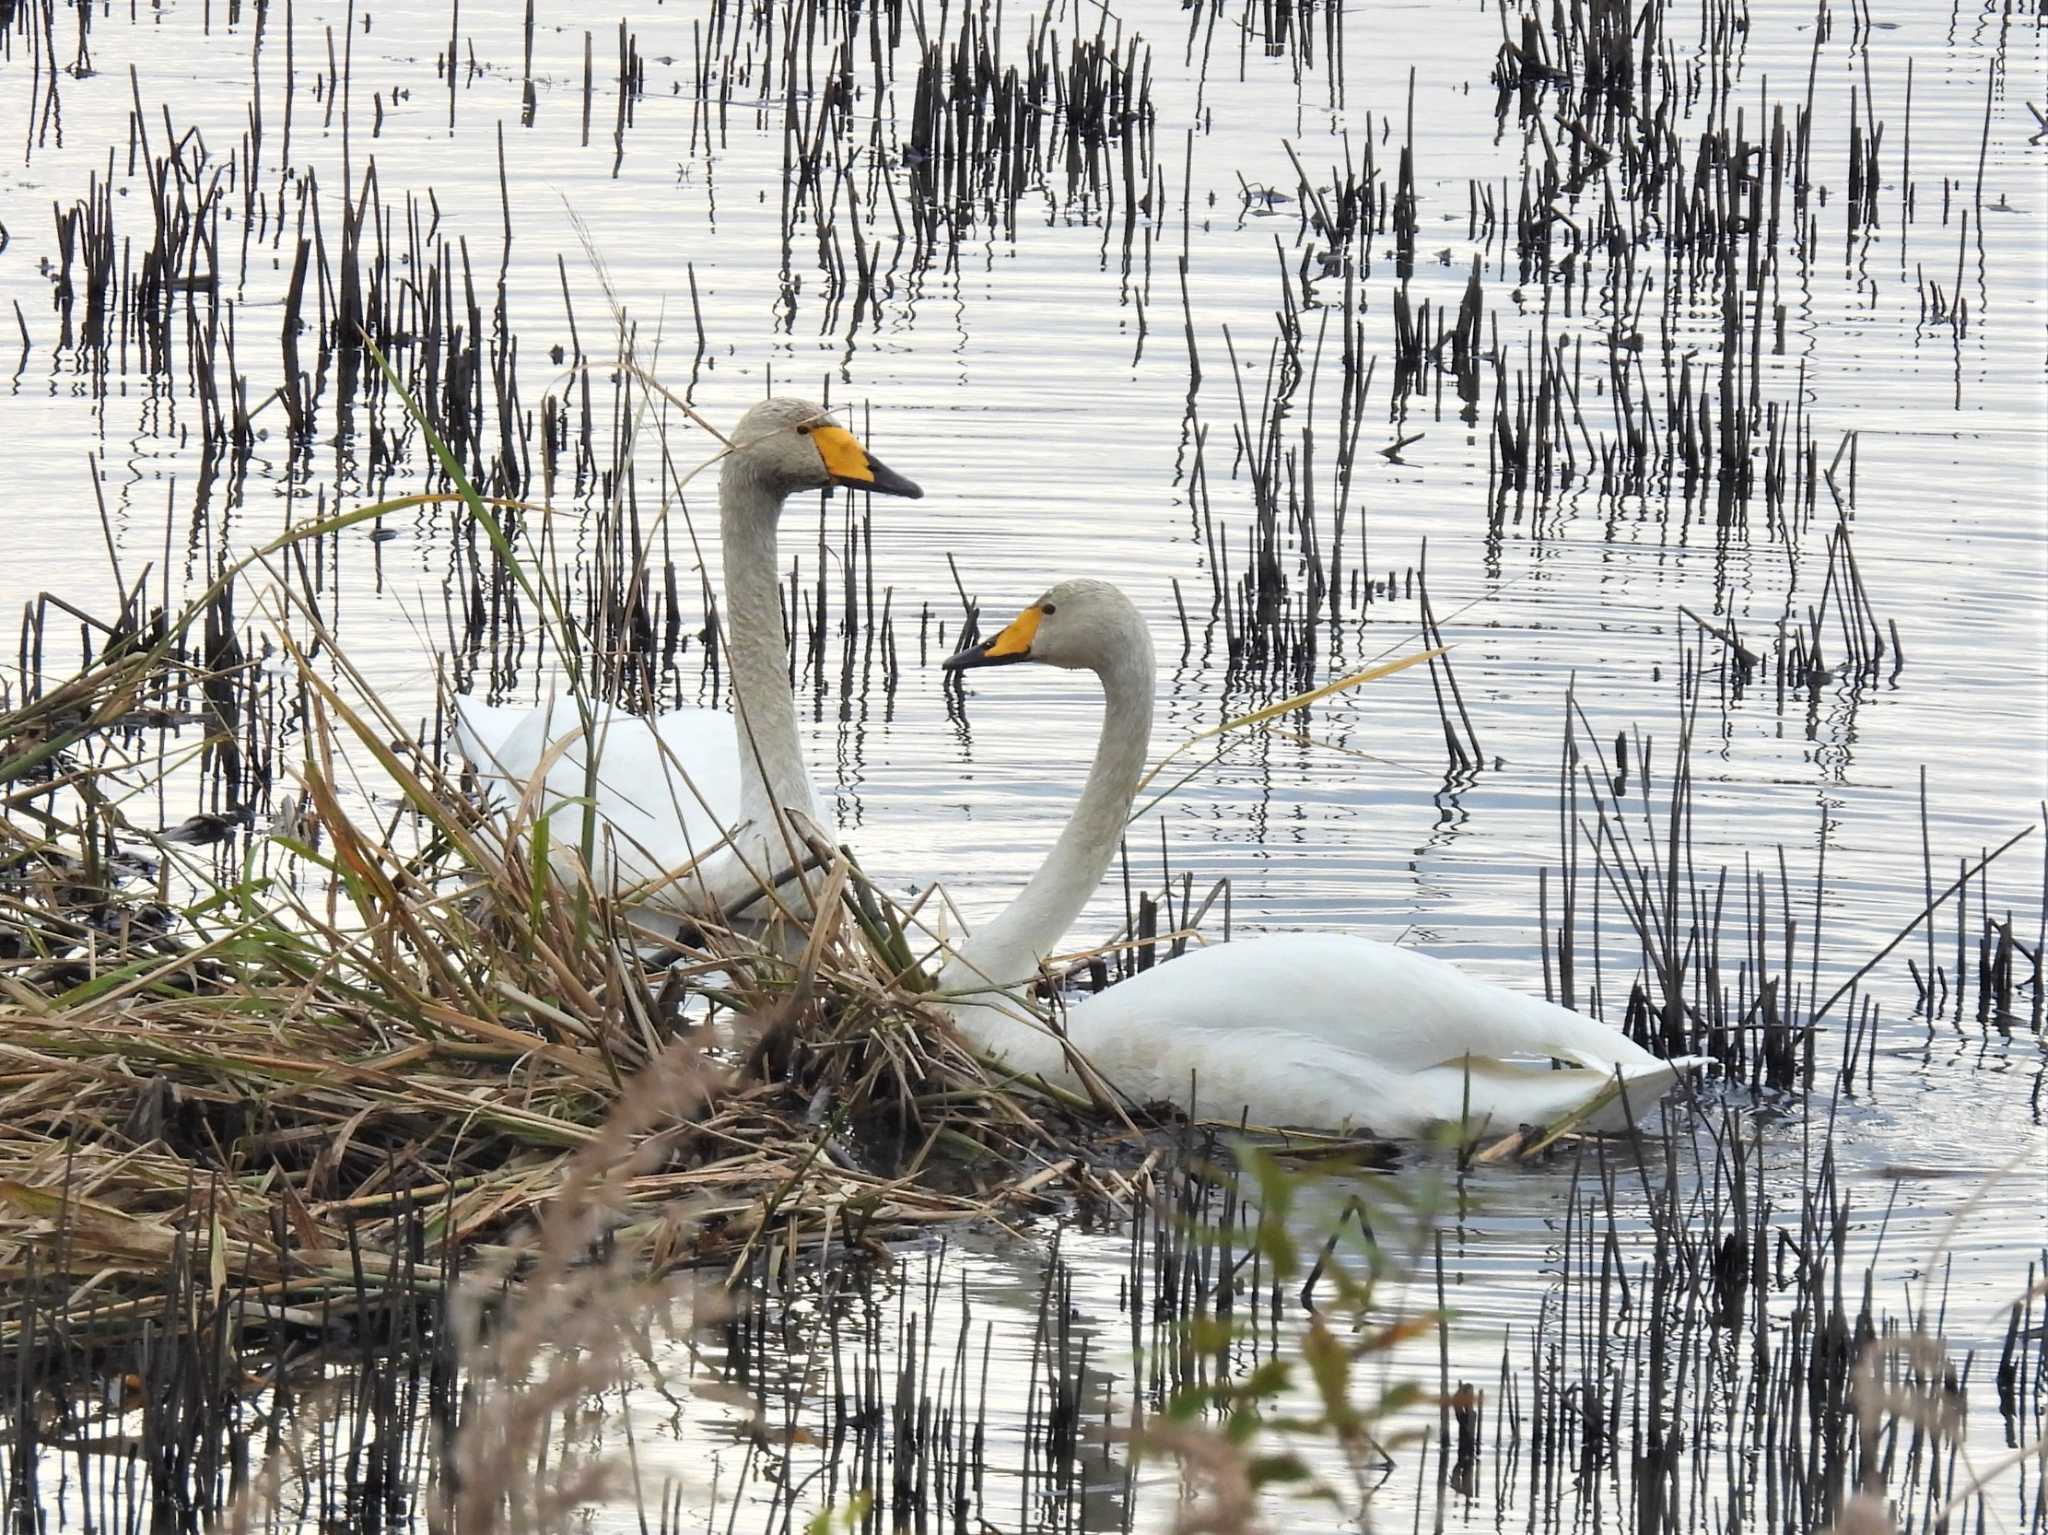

left=1, top=0, right=2042, bottom=1527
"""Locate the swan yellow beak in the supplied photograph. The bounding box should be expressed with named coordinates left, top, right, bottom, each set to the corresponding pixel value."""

left=943, top=602, right=1040, bottom=671
left=810, top=423, right=923, bottom=499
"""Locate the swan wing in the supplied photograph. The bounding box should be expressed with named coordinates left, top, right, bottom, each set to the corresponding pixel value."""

left=452, top=696, right=542, bottom=773
left=529, top=708, right=741, bottom=874
left=1066, top=934, right=1661, bottom=1074
left=1057, top=933, right=1695, bottom=1134
left=451, top=698, right=743, bottom=883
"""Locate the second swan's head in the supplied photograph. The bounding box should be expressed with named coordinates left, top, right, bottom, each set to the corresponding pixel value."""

left=728, top=397, right=923, bottom=503
left=943, top=579, right=1146, bottom=674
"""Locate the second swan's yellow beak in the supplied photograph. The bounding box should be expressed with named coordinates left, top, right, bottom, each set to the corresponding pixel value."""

left=809, top=423, right=923, bottom=499
left=943, top=601, right=1041, bottom=671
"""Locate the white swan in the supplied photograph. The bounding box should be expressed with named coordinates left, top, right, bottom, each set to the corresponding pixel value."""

left=451, top=698, right=743, bottom=890
left=455, top=398, right=922, bottom=915
left=936, top=579, right=1705, bottom=1139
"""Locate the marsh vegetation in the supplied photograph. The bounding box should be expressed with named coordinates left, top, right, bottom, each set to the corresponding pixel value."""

left=0, top=0, right=2043, bottom=1529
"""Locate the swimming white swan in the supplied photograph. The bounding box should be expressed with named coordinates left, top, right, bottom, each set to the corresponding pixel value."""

left=455, top=398, right=922, bottom=915
left=936, top=579, right=1705, bottom=1138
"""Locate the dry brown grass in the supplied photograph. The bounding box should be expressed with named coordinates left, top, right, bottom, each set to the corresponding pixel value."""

left=0, top=564, right=1117, bottom=1360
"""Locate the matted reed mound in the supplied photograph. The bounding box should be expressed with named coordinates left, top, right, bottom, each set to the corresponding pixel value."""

left=0, top=604, right=1126, bottom=1353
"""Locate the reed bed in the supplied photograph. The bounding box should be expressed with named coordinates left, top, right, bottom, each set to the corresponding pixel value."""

left=0, top=564, right=1144, bottom=1370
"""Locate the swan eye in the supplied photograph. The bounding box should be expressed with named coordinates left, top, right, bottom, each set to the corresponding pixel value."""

left=795, top=423, right=813, bottom=435
left=1041, top=603, right=1057, bottom=615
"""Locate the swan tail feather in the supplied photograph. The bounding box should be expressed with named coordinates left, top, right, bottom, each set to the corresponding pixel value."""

left=1576, top=1059, right=1700, bottom=1133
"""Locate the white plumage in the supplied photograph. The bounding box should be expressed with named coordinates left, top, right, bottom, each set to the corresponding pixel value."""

left=452, top=698, right=741, bottom=898
left=941, top=579, right=1705, bottom=1138
left=1048, top=935, right=1694, bottom=1136
left=448, top=398, right=921, bottom=915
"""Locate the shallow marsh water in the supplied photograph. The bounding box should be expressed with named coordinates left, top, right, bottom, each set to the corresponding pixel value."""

left=1, top=0, right=2044, bottom=1528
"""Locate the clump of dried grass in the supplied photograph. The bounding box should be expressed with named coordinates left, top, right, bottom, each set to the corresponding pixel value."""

left=0, top=531, right=1134, bottom=1531
left=0, top=552, right=1107, bottom=1359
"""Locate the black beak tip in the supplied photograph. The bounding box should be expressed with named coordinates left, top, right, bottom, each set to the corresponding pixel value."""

left=862, top=458, right=923, bottom=499
left=942, top=640, right=1028, bottom=672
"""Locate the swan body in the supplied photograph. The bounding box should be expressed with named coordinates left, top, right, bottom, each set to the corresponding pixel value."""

left=960, top=935, right=1696, bottom=1137
left=452, top=398, right=921, bottom=915
left=454, top=698, right=741, bottom=898
left=940, top=580, right=1704, bottom=1138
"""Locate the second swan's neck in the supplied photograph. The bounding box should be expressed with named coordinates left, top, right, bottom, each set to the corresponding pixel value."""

left=941, top=639, right=1155, bottom=1012
left=719, top=461, right=819, bottom=845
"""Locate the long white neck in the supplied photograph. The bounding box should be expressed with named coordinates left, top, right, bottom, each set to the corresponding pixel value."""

left=719, top=460, right=821, bottom=845
left=939, top=636, right=1155, bottom=1042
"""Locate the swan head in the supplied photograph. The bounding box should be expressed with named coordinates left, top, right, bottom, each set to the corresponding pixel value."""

left=728, top=397, right=923, bottom=503
left=942, top=579, right=1145, bottom=673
